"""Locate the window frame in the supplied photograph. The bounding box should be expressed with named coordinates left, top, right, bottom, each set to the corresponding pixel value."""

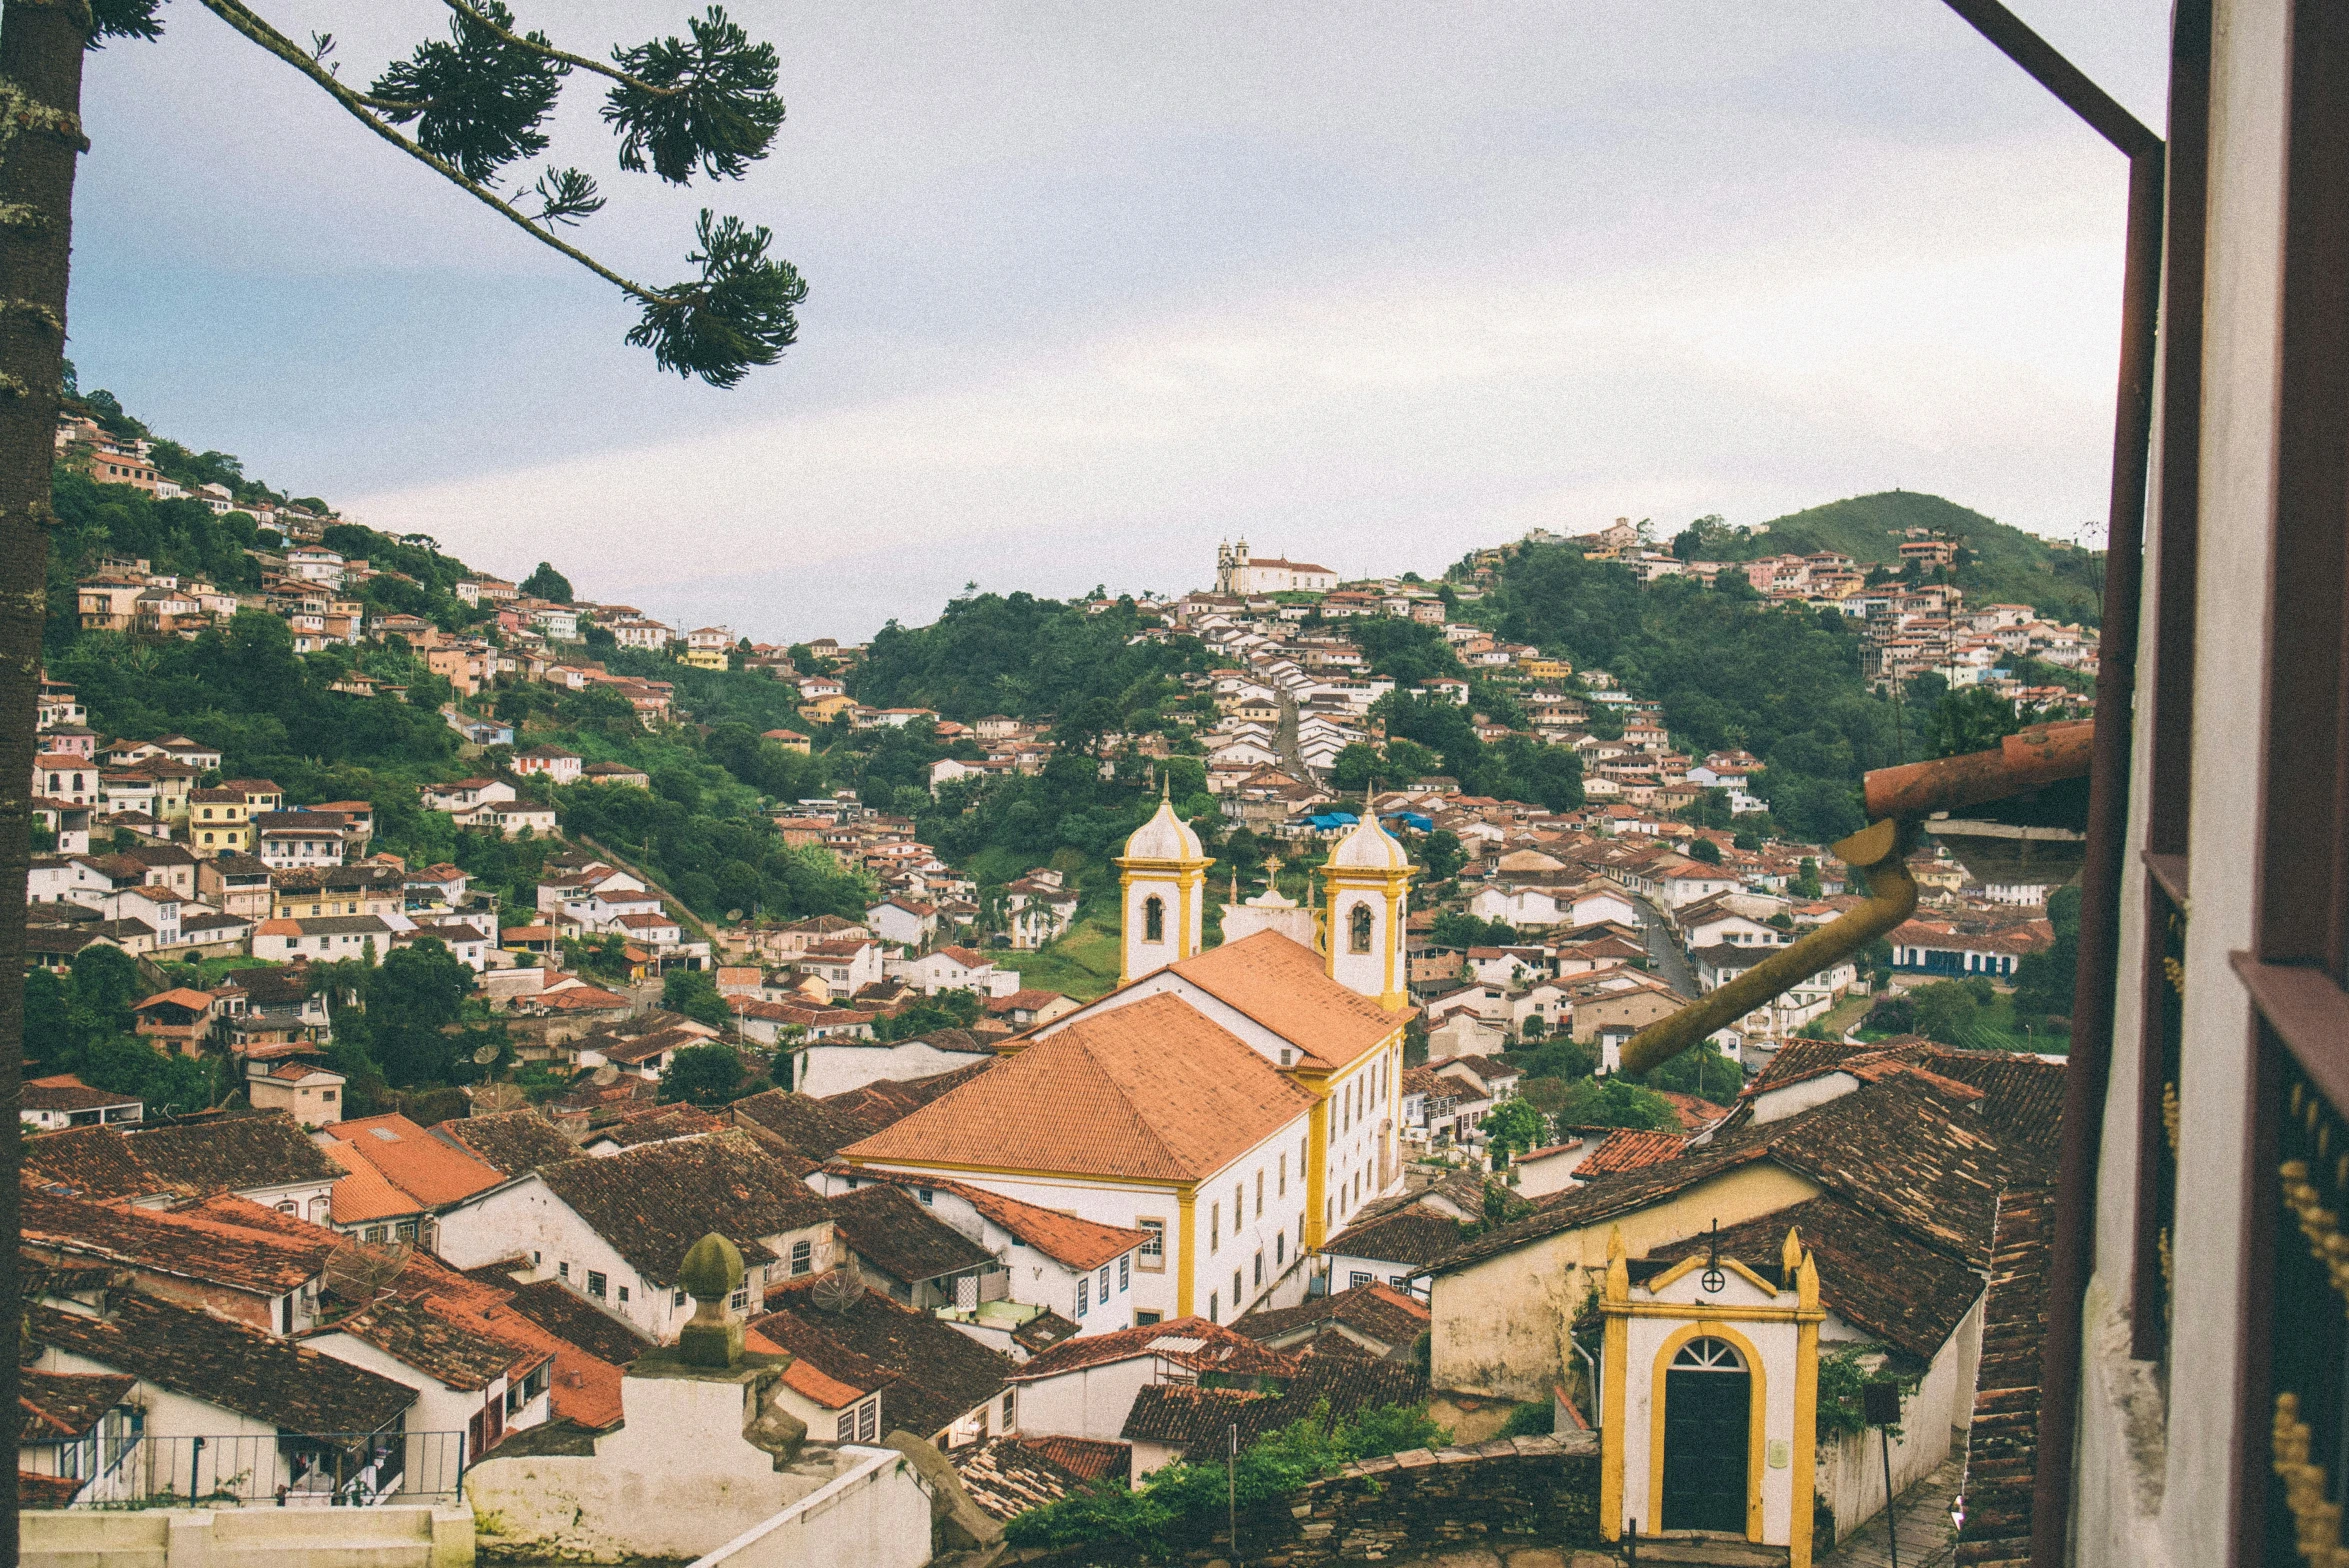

left=1136, top=1217, right=1165, bottom=1271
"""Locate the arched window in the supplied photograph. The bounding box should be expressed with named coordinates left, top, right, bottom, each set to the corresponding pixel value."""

left=1671, top=1336, right=1745, bottom=1371
left=1349, top=902, right=1374, bottom=954
left=1144, top=895, right=1165, bottom=943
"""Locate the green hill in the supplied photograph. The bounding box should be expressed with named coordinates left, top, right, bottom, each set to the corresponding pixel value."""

left=1698, top=491, right=2106, bottom=627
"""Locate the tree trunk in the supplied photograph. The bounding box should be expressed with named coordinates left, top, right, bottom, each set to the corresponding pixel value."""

left=0, top=0, right=89, bottom=1553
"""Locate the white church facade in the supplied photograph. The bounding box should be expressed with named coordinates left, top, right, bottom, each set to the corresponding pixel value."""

left=1215, top=539, right=1340, bottom=596
left=836, top=798, right=1413, bottom=1329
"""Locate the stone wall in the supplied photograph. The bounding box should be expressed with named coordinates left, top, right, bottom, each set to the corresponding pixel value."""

left=1025, top=1432, right=1602, bottom=1566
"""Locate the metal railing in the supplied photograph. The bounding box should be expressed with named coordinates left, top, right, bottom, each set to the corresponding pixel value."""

left=53, top=1430, right=468, bottom=1509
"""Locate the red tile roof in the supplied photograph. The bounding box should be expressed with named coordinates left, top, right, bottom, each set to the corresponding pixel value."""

left=1165, top=931, right=1404, bottom=1069
left=1575, top=1128, right=1688, bottom=1177
left=842, top=993, right=1314, bottom=1182
left=1008, top=1314, right=1299, bottom=1383
left=320, top=1114, right=507, bottom=1210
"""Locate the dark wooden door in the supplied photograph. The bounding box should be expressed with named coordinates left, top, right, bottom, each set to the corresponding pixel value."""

left=1662, top=1365, right=1750, bottom=1532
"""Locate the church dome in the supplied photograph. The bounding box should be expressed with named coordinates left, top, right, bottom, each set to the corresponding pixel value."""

left=1123, top=797, right=1204, bottom=862
left=1329, top=813, right=1409, bottom=871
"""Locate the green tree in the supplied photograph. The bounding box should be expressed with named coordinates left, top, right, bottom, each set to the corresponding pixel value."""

left=1483, top=1099, right=1545, bottom=1164
left=1416, top=829, right=1465, bottom=881
left=2014, top=883, right=2083, bottom=1020
left=1688, top=837, right=1722, bottom=865
left=1909, top=980, right=1981, bottom=1045
left=661, top=1042, right=746, bottom=1107
left=1521, top=1036, right=1598, bottom=1081
left=519, top=561, right=573, bottom=602
left=1928, top=683, right=2036, bottom=758
left=368, top=940, right=471, bottom=1086
left=662, top=968, right=733, bottom=1028
left=1640, top=1045, right=1743, bottom=1104
left=1554, top=1076, right=1682, bottom=1132
left=1793, top=857, right=1823, bottom=899
left=66, top=944, right=140, bottom=1043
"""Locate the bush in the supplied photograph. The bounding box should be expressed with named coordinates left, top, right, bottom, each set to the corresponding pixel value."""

left=1003, top=1401, right=1450, bottom=1552
left=1498, top=1401, right=1555, bottom=1438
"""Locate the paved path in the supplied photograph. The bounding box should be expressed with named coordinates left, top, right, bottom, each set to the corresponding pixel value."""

left=1632, top=894, right=1700, bottom=999
left=1819, top=1450, right=1965, bottom=1568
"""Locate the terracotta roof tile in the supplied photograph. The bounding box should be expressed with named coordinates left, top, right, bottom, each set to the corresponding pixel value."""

left=753, top=1280, right=1014, bottom=1438
left=1164, top=931, right=1403, bottom=1068
left=1647, top=1195, right=1982, bottom=1361
left=1235, top=1282, right=1429, bottom=1353
left=842, top=993, right=1315, bottom=1182
left=536, top=1132, right=831, bottom=1284
left=20, top=1187, right=333, bottom=1295
left=834, top=1169, right=1147, bottom=1271
left=1322, top=1204, right=1467, bottom=1270
left=953, top=1436, right=1097, bottom=1521
left=829, top=1184, right=996, bottom=1286
left=1021, top=1434, right=1131, bottom=1482
left=31, top=1295, right=413, bottom=1434
left=25, top=1114, right=340, bottom=1201
left=434, top=1109, right=580, bottom=1176
left=321, top=1114, right=508, bottom=1209
left=731, top=1089, right=875, bottom=1162
left=1577, top=1128, right=1688, bottom=1177
left=19, top=1370, right=134, bottom=1442
left=1008, top=1314, right=1297, bottom=1383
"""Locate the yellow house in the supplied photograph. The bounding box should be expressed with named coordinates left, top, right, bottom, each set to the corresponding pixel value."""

left=1522, top=656, right=1575, bottom=683
left=680, top=647, right=729, bottom=671
left=796, top=694, right=855, bottom=724
left=188, top=787, right=251, bottom=855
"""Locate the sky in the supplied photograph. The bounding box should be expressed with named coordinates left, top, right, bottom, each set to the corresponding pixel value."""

left=65, top=1, right=2171, bottom=641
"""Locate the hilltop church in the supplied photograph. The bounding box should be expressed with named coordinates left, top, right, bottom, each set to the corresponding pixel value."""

left=1214, top=538, right=1340, bottom=597
left=836, top=798, right=1414, bottom=1329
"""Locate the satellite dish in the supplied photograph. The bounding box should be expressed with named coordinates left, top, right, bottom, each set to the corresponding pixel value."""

left=472, top=1043, right=502, bottom=1065
left=590, top=1064, right=620, bottom=1086
left=811, top=1268, right=863, bottom=1314
left=726, top=909, right=744, bottom=923
left=469, top=1083, right=524, bottom=1114
left=322, top=1237, right=411, bottom=1309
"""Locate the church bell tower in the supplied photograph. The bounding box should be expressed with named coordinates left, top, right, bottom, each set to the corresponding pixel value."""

left=1318, top=814, right=1413, bottom=1010
left=1115, top=791, right=1212, bottom=983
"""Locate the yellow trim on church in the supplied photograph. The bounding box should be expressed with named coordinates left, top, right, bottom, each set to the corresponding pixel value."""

left=1646, top=1319, right=1769, bottom=1542
left=1596, top=1225, right=1824, bottom=1564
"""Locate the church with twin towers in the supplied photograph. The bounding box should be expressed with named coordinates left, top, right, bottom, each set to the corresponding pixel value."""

left=836, top=798, right=1419, bottom=1328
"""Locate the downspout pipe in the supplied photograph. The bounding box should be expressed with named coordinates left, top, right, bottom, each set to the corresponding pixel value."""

left=1615, top=723, right=2100, bottom=1082
left=1617, top=817, right=1919, bottom=1080
left=1916, top=11, right=2162, bottom=1558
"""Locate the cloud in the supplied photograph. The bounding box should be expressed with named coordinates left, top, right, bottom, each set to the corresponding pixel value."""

left=355, top=126, right=2129, bottom=636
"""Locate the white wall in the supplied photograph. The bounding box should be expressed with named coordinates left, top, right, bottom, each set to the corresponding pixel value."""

left=799, top=1040, right=977, bottom=1099
left=468, top=1371, right=855, bottom=1561
left=435, top=1176, right=804, bottom=1342
left=1012, top=1358, right=1156, bottom=1443
left=689, top=1446, right=933, bottom=1568
left=1814, top=1296, right=1981, bottom=1546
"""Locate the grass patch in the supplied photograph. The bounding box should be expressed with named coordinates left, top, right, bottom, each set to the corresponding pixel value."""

left=153, top=954, right=277, bottom=988
left=1003, top=907, right=1125, bottom=1000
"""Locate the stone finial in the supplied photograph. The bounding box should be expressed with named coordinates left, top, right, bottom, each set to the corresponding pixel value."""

left=676, top=1231, right=747, bottom=1368
left=1603, top=1226, right=1629, bottom=1303
left=1796, top=1245, right=1820, bottom=1313
left=1781, top=1226, right=1805, bottom=1280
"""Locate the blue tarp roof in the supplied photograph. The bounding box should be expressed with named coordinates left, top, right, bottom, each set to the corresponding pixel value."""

left=1305, top=812, right=1359, bottom=830
left=1384, top=811, right=1435, bottom=832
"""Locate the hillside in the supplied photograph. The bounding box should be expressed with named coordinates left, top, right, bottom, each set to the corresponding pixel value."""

left=1696, top=491, right=2106, bottom=627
